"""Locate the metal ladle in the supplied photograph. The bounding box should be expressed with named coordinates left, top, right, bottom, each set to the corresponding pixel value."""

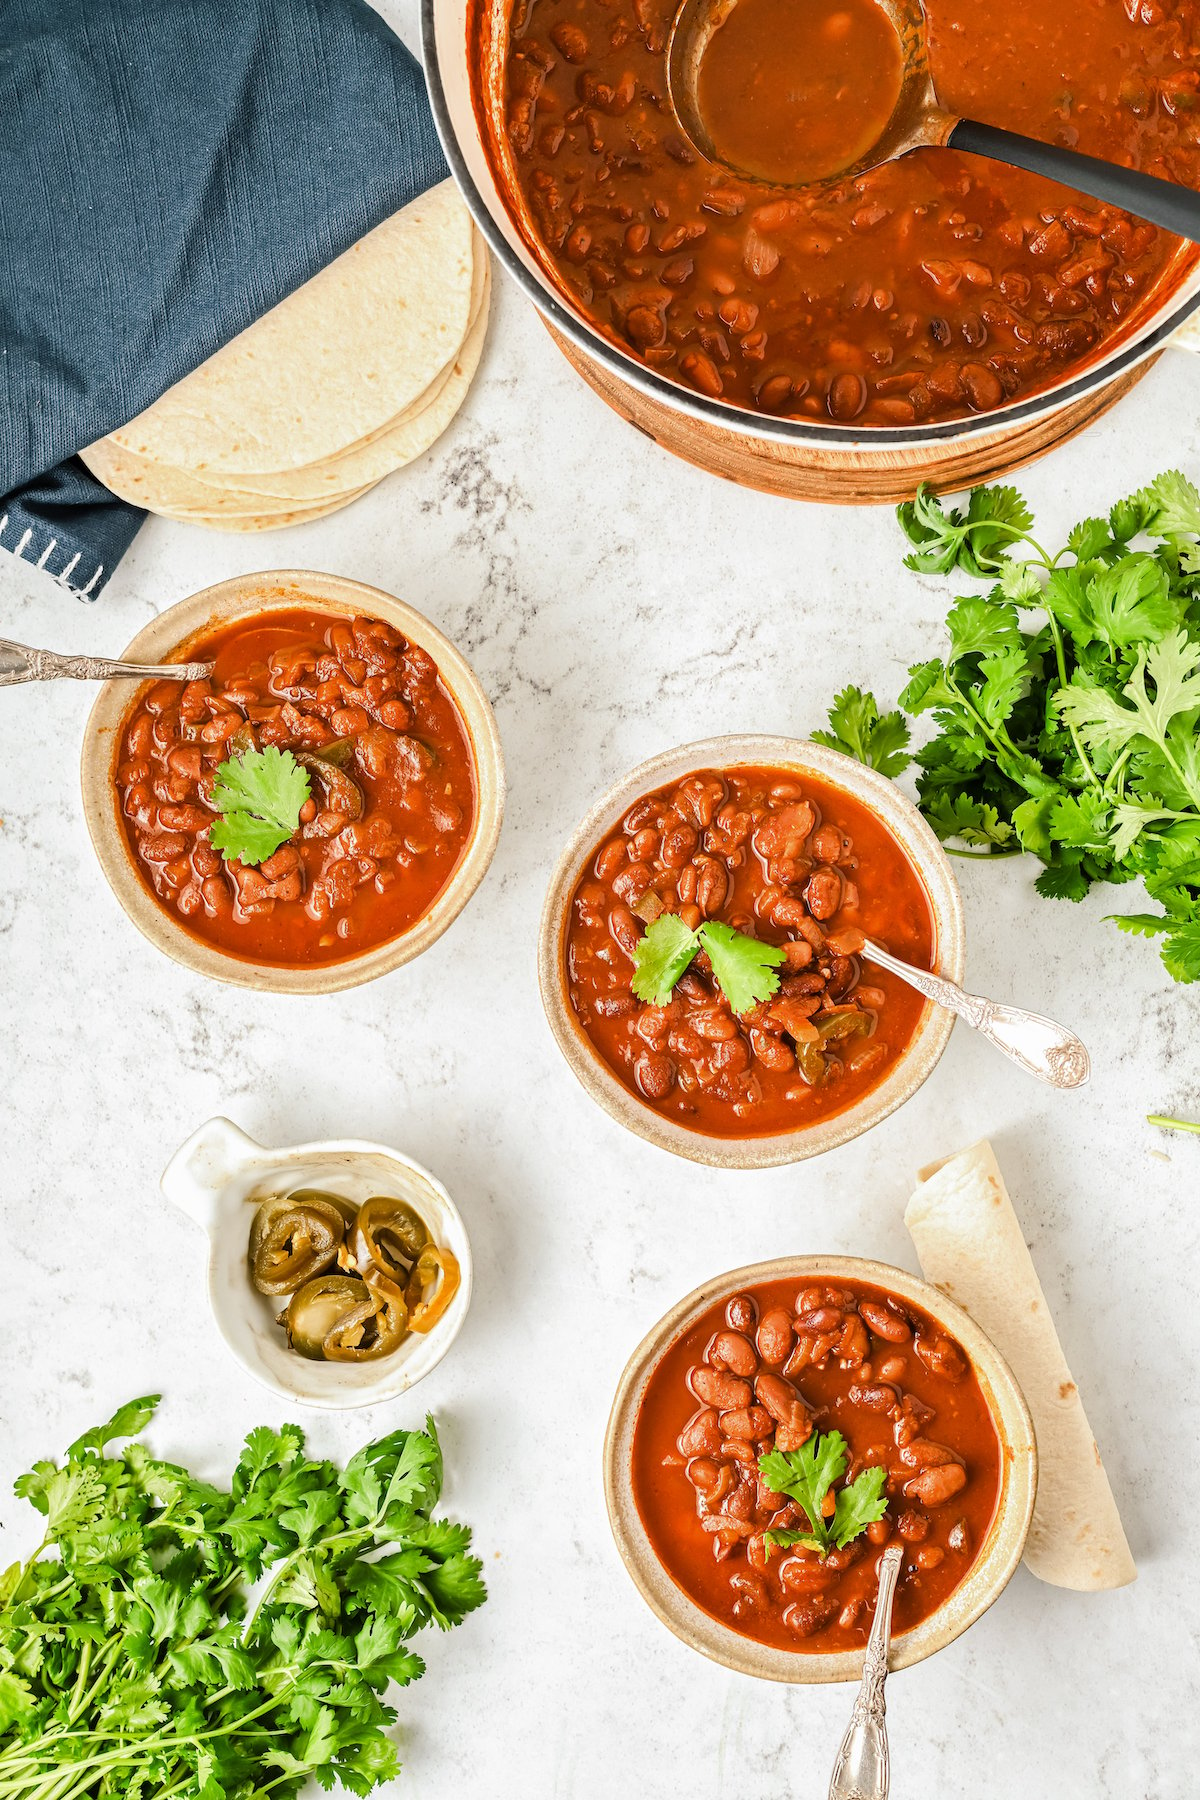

left=667, top=0, right=1200, bottom=241
left=0, top=638, right=213, bottom=687
left=828, top=1542, right=904, bottom=1800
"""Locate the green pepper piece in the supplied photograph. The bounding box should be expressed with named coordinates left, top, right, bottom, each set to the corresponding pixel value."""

left=283, top=1273, right=371, bottom=1359
left=322, top=1270, right=409, bottom=1362
left=817, top=1011, right=871, bottom=1043
left=354, top=1195, right=430, bottom=1280
left=294, top=750, right=364, bottom=821
left=249, top=1193, right=346, bottom=1296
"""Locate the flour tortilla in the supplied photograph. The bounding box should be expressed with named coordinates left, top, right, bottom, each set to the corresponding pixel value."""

left=108, top=180, right=474, bottom=475
left=133, top=262, right=490, bottom=533
left=905, top=1140, right=1135, bottom=1592
left=147, top=483, right=378, bottom=532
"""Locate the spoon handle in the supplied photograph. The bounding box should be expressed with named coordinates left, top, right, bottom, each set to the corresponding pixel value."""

left=828, top=1545, right=903, bottom=1800
left=0, top=638, right=213, bottom=687
left=860, top=937, right=1090, bottom=1089
left=949, top=118, right=1200, bottom=244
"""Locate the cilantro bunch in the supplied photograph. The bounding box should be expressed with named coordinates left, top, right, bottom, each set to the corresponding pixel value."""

left=814, top=471, right=1200, bottom=983
left=758, top=1431, right=888, bottom=1556
left=0, top=1397, right=485, bottom=1800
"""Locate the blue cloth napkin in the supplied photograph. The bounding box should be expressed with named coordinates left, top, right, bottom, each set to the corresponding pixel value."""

left=0, top=0, right=448, bottom=597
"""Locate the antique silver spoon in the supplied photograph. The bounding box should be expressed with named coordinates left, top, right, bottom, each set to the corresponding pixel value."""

left=828, top=1542, right=904, bottom=1800
left=861, top=935, right=1090, bottom=1088
left=0, top=638, right=213, bottom=688
left=667, top=0, right=1200, bottom=241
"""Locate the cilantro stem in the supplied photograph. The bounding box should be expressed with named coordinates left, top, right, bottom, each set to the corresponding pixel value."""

left=944, top=845, right=1023, bottom=859
left=1148, top=1113, right=1200, bottom=1133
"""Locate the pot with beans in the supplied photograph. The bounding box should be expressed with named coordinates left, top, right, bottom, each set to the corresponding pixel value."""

left=476, top=0, right=1200, bottom=427
left=628, top=1270, right=1009, bottom=1661
left=111, top=606, right=478, bottom=969
left=559, top=759, right=940, bottom=1142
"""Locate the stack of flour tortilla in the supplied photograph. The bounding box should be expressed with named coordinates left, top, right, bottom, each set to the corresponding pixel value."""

left=82, top=181, right=489, bottom=531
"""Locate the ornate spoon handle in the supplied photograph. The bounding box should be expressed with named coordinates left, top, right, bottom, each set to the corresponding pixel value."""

left=860, top=936, right=1090, bottom=1090
left=0, top=638, right=213, bottom=688
left=828, top=1543, right=903, bottom=1800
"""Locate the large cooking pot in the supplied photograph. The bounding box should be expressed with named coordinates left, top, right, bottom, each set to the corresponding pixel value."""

left=422, top=0, right=1200, bottom=495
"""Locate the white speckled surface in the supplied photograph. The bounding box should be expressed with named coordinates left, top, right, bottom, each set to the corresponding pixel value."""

left=2, top=4, right=1199, bottom=1789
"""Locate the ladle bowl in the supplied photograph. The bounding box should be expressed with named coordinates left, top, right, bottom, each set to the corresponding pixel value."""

left=666, top=0, right=1200, bottom=241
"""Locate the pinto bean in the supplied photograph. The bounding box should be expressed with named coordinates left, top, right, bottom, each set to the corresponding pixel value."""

left=795, top=1306, right=843, bottom=1333
left=860, top=1300, right=911, bottom=1343
left=783, top=1595, right=838, bottom=1637
left=719, top=1404, right=773, bottom=1440
left=709, top=1330, right=759, bottom=1377
left=677, top=1408, right=722, bottom=1458
left=780, top=1555, right=837, bottom=1593
left=727, top=1293, right=758, bottom=1333
left=898, top=1439, right=958, bottom=1471
left=756, top=1307, right=794, bottom=1366
left=897, top=1509, right=930, bottom=1542
left=848, top=1382, right=899, bottom=1413
left=755, top=1373, right=812, bottom=1449
left=913, top=1329, right=968, bottom=1381
left=905, top=1462, right=968, bottom=1506
left=691, top=1367, right=753, bottom=1411
left=804, top=868, right=843, bottom=918
left=608, top=903, right=641, bottom=957
left=686, top=1456, right=721, bottom=1493
left=634, top=1052, right=675, bottom=1100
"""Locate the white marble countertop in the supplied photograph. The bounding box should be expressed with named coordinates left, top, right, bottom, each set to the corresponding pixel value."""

left=3, top=6, right=1199, bottom=1788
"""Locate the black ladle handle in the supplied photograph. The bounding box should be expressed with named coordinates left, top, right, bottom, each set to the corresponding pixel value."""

left=949, top=118, right=1200, bottom=243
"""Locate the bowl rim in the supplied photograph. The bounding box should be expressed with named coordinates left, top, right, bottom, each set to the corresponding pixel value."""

left=161, top=1120, right=474, bottom=1410
left=80, top=569, right=505, bottom=994
left=537, top=734, right=965, bottom=1168
left=421, top=0, right=1200, bottom=450
left=603, top=1254, right=1038, bottom=1683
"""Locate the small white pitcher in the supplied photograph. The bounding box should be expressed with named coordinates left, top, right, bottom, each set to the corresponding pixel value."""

left=161, top=1116, right=473, bottom=1409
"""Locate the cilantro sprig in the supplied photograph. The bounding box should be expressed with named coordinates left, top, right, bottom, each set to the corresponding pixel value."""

left=758, top=1431, right=889, bottom=1557
left=631, top=913, right=786, bottom=1012
left=0, top=1397, right=485, bottom=1800
left=209, top=744, right=310, bottom=866
left=816, top=471, right=1200, bottom=983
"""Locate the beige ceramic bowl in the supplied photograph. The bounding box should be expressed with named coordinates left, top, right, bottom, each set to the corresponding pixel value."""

left=81, top=569, right=504, bottom=993
left=604, top=1255, right=1037, bottom=1683
left=538, top=736, right=964, bottom=1168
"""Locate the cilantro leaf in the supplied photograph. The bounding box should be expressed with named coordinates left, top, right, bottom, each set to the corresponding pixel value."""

left=831, top=1464, right=889, bottom=1550
left=697, top=922, right=786, bottom=1013
left=759, top=1432, right=888, bottom=1557
left=209, top=746, right=311, bottom=867
left=922, top=791, right=1016, bottom=849
left=630, top=913, right=700, bottom=1005
left=811, top=686, right=912, bottom=776
left=1137, top=469, right=1200, bottom=539
left=1162, top=920, right=1200, bottom=982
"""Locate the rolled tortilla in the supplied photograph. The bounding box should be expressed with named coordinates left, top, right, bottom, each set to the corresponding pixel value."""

left=906, top=1140, right=1135, bottom=1592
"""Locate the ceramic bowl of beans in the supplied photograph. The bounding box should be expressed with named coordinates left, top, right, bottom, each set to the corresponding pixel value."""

left=604, top=1255, right=1037, bottom=1681
left=80, top=568, right=505, bottom=994
left=538, top=734, right=964, bottom=1167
